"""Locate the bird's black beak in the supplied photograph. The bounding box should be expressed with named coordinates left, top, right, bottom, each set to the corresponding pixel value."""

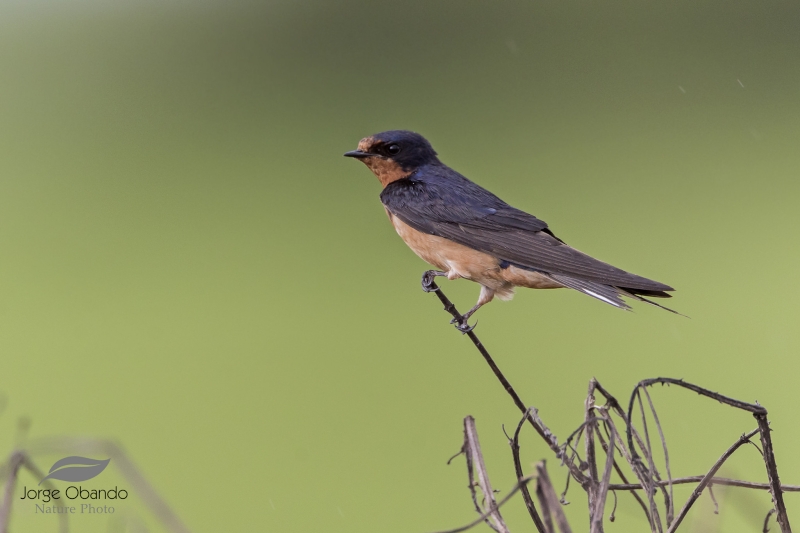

left=343, top=150, right=375, bottom=159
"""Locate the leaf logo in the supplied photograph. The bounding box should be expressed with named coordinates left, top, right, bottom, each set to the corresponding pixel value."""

left=39, top=456, right=111, bottom=485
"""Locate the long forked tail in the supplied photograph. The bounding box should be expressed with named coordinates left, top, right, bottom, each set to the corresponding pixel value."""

left=547, top=274, right=684, bottom=316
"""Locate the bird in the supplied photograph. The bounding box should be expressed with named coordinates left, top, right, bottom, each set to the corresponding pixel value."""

left=344, top=130, right=677, bottom=330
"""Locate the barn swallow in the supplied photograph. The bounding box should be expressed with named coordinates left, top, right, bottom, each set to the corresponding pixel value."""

left=345, top=130, right=677, bottom=330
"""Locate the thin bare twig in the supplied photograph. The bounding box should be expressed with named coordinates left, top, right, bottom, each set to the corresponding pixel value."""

left=423, top=273, right=532, bottom=432
left=636, top=390, right=664, bottom=533
left=667, top=428, right=760, bottom=533
left=585, top=383, right=601, bottom=531
left=463, top=417, right=509, bottom=533
left=629, top=378, right=791, bottom=533
left=536, top=461, right=572, bottom=533
left=424, top=283, right=796, bottom=533
left=594, top=380, right=658, bottom=531
left=596, top=416, right=652, bottom=522
left=536, top=479, right=555, bottom=533
left=609, top=490, right=618, bottom=522
left=595, top=381, right=663, bottom=531
left=765, top=509, right=777, bottom=533
left=708, top=484, right=720, bottom=514
left=590, top=411, right=615, bottom=533
left=422, top=273, right=590, bottom=487
left=427, top=476, right=535, bottom=533
left=508, top=409, right=546, bottom=533
left=755, top=412, right=792, bottom=533
left=609, top=477, right=800, bottom=492
left=642, top=387, right=674, bottom=525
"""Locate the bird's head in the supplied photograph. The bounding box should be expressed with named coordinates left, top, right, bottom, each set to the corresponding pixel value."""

left=344, top=130, right=439, bottom=186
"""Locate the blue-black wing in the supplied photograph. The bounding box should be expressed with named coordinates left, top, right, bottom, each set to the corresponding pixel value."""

left=380, top=167, right=673, bottom=293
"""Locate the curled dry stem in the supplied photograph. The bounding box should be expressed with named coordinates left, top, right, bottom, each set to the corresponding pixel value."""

left=425, top=283, right=794, bottom=533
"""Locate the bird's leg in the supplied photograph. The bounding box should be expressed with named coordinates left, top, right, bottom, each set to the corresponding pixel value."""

left=450, top=286, right=495, bottom=333
left=421, top=270, right=448, bottom=293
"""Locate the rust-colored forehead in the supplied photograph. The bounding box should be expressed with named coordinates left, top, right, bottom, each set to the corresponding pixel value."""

left=357, top=136, right=376, bottom=152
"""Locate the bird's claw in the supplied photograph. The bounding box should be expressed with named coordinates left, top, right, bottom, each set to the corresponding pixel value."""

left=421, top=271, right=441, bottom=293
left=422, top=282, right=439, bottom=293
left=453, top=318, right=477, bottom=334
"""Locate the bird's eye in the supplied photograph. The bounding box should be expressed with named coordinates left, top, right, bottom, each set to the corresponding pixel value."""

left=385, top=143, right=401, bottom=156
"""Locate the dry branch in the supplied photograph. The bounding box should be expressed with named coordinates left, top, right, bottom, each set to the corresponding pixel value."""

left=463, top=417, right=509, bottom=533
left=667, top=428, right=760, bottom=532
left=508, top=409, right=547, bottom=532
left=430, top=477, right=535, bottom=533
left=536, top=462, right=572, bottom=533
left=422, top=272, right=589, bottom=487
left=610, top=478, right=800, bottom=492
left=423, top=276, right=795, bottom=533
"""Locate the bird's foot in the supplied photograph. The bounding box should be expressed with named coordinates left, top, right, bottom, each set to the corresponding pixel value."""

left=421, top=270, right=447, bottom=293
left=450, top=316, right=477, bottom=334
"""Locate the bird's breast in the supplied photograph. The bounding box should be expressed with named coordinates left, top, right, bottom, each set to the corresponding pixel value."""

left=386, top=209, right=498, bottom=277
left=385, top=209, right=563, bottom=291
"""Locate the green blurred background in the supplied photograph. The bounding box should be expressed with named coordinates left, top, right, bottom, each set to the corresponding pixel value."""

left=1, top=0, right=799, bottom=531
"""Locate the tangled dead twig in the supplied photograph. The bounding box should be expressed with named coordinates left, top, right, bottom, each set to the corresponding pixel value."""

left=421, top=272, right=794, bottom=533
